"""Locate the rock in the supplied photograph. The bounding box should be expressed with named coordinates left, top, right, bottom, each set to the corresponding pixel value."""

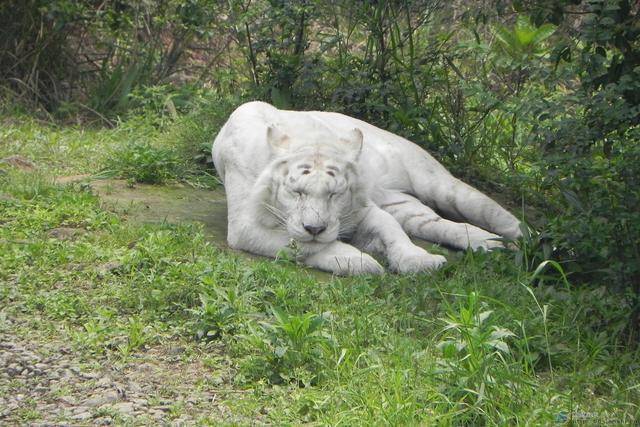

left=95, top=376, right=112, bottom=387
left=93, top=416, right=113, bottom=425
left=83, top=371, right=100, bottom=380
left=148, top=409, right=166, bottom=418
left=131, top=398, right=148, bottom=407
left=83, top=390, right=119, bottom=407
left=113, top=401, right=134, bottom=415
left=71, top=411, right=93, bottom=421
left=168, top=346, right=185, bottom=356
left=59, top=395, right=77, bottom=405
left=96, top=262, right=123, bottom=276
left=127, top=382, right=142, bottom=393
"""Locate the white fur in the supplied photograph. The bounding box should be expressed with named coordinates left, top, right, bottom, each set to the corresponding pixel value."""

left=212, top=101, right=521, bottom=275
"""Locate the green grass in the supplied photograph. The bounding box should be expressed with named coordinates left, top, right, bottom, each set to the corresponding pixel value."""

left=0, top=113, right=639, bottom=425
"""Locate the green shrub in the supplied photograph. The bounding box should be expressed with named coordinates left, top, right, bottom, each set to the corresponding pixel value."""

left=240, top=308, right=334, bottom=386
left=104, top=142, right=182, bottom=185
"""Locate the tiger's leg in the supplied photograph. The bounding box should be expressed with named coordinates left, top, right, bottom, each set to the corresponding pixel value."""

left=351, top=205, right=446, bottom=273
left=378, top=192, right=504, bottom=250
left=229, top=216, right=383, bottom=276
left=304, top=241, right=384, bottom=276
left=407, top=171, right=522, bottom=240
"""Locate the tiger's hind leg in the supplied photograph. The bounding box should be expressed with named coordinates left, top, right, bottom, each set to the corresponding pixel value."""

left=405, top=163, right=521, bottom=239
left=378, top=192, right=504, bottom=251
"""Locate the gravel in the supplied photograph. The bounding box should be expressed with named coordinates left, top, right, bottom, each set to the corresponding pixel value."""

left=0, top=315, right=240, bottom=425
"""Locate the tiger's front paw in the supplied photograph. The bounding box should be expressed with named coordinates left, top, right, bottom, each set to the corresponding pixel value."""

left=331, top=253, right=385, bottom=276
left=469, top=237, right=504, bottom=251
left=306, top=248, right=384, bottom=276
left=389, top=247, right=446, bottom=274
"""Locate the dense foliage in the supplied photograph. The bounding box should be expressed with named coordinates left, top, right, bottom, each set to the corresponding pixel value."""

left=1, top=1, right=639, bottom=330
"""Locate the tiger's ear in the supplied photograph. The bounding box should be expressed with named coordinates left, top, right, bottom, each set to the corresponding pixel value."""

left=267, top=125, right=290, bottom=155
left=340, top=128, right=363, bottom=161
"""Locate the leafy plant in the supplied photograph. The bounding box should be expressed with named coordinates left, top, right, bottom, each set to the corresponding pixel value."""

left=242, top=308, right=334, bottom=385
left=494, top=16, right=556, bottom=60
left=191, top=284, right=250, bottom=340
left=104, top=142, right=182, bottom=185
left=435, top=291, right=524, bottom=423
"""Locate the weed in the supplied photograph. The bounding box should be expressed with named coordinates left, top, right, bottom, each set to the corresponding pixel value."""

left=240, top=308, right=334, bottom=386
left=435, top=291, right=523, bottom=423
left=103, top=142, right=182, bottom=185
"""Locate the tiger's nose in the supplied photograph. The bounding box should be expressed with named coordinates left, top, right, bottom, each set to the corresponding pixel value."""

left=304, top=224, right=327, bottom=236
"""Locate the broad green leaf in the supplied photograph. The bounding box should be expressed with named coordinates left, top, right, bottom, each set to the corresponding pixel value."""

left=494, top=25, right=517, bottom=53
left=516, top=15, right=535, bottom=34
left=515, top=26, right=536, bottom=46
left=532, top=24, right=556, bottom=45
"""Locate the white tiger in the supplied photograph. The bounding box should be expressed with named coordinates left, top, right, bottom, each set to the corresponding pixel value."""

left=212, top=101, right=521, bottom=275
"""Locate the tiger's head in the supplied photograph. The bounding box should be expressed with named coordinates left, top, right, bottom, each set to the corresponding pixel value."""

left=261, top=125, right=367, bottom=244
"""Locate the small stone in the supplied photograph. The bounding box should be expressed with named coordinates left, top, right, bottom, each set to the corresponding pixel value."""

left=73, top=406, right=90, bottom=414
left=93, top=417, right=112, bottom=425
left=71, top=411, right=93, bottom=421
left=97, top=262, right=123, bottom=276
left=83, top=371, right=100, bottom=379
left=84, top=390, right=119, bottom=407
left=148, top=409, right=165, bottom=418
left=113, top=401, right=134, bottom=415
left=168, top=346, right=185, bottom=356
left=59, top=395, right=77, bottom=405
left=132, top=398, right=148, bottom=407
left=95, top=376, right=112, bottom=387
left=127, top=382, right=142, bottom=393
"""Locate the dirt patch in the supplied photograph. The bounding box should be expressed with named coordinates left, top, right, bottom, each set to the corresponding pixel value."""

left=65, top=178, right=231, bottom=247
left=0, top=316, right=251, bottom=425
left=1, top=155, right=36, bottom=171
left=48, top=227, right=86, bottom=241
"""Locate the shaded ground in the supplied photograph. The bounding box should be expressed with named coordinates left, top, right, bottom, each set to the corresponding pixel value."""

left=57, top=176, right=229, bottom=246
